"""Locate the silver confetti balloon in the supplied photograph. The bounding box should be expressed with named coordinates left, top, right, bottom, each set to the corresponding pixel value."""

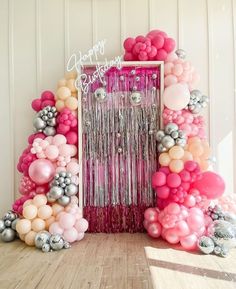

left=42, top=243, right=51, bottom=253
left=175, top=49, right=186, bottom=59
left=188, top=90, right=209, bottom=114
left=1, top=228, right=16, bottom=242
left=94, top=88, right=107, bottom=102
left=4, top=220, right=11, bottom=227
left=63, top=241, right=71, bottom=249
left=198, top=236, right=215, bottom=254
left=35, top=231, right=51, bottom=249
left=65, top=183, right=78, bottom=197
left=0, top=220, right=5, bottom=233
left=208, top=220, right=236, bottom=250
left=130, top=92, right=142, bottom=106
left=224, top=212, right=236, bottom=225
left=49, top=234, right=65, bottom=250
left=58, top=195, right=71, bottom=206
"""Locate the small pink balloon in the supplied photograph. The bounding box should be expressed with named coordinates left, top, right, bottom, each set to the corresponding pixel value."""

left=75, top=218, right=89, bottom=233
left=144, top=208, right=159, bottom=223
left=45, top=145, right=59, bottom=160
left=52, top=134, right=67, bottom=146
left=164, top=75, right=178, bottom=87
left=184, top=195, right=196, bottom=207
left=49, top=222, right=64, bottom=235
left=66, top=131, right=78, bottom=145
left=180, top=234, right=197, bottom=250
left=156, top=186, right=170, bottom=199
left=63, top=227, right=78, bottom=243
left=187, top=213, right=204, bottom=231
left=29, top=159, right=55, bottom=185
left=59, top=212, right=76, bottom=229
left=165, top=229, right=180, bottom=244
left=123, top=37, right=135, bottom=52
left=167, top=203, right=180, bottom=215
left=147, top=222, right=162, bottom=238
left=59, top=144, right=72, bottom=156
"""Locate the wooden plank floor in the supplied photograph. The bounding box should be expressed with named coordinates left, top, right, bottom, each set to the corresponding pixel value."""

left=0, top=233, right=235, bottom=289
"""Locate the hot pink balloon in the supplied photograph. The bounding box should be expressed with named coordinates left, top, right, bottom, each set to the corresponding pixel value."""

left=180, top=234, right=197, bottom=250
left=192, top=171, right=225, bottom=199
left=29, top=159, right=55, bottom=185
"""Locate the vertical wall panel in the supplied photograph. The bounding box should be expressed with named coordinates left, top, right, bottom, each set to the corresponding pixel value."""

left=67, top=0, right=93, bottom=62
left=207, top=0, right=235, bottom=194
left=13, top=0, right=37, bottom=198
left=0, top=0, right=13, bottom=215
left=40, top=0, right=64, bottom=91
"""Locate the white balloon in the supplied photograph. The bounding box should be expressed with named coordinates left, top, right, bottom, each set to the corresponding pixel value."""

left=163, top=83, right=190, bottom=111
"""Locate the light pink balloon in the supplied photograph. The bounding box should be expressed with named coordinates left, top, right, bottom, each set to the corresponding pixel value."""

left=63, top=227, right=78, bottom=243
left=175, top=221, right=190, bottom=237
left=45, top=145, right=59, bottom=160
left=77, top=232, right=85, bottom=241
left=164, top=75, right=178, bottom=87
left=52, top=134, right=67, bottom=146
left=163, top=83, right=190, bottom=111
left=67, top=162, right=79, bottom=175
left=180, top=234, right=197, bottom=250
left=49, top=222, right=64, bottom=235
left=29, top=159, right=55, bottom=185
left=187, top=213, right=204, bottom=231
left=59, top=213, right=76, bottom=229
left=75, top=218, right=89, bottom=233
left=144, top=208, right=159, bottom=223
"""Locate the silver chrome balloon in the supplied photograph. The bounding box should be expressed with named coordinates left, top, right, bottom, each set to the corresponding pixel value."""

left=33, top=106, right=57, bottom=135
left=49, top=186, right=64, bottom=200
left=156, top=123, right=187, bottom=152
left=175, top=49, right=186, bottom=59
left=1, top=228, right=16, bottom=242
left=198, top=236, right=215, bottom=254
left=0, top=220, right=5, bottom=233
left=42, top=243, right=51, bottom=253
left=43, top=126, right=56, bottom=136
left=58, top=195, right=71, bottom=206
left=187, top=90, right=209, bottom=114
left=65, top=183, right=78, bottom=197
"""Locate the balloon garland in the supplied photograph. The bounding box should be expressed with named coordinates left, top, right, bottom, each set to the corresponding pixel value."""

left=0, top=72, right=88, bottom=251
left=123, top=29, right=236, bottom=257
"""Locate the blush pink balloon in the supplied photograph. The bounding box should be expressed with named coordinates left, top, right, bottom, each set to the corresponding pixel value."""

left=180, top=234, right=197, bottom=250
left=59, top=213, right=76, bottom=229
left=187, top=213, right=204, bottom=231
left=175, top=221, right=190, bottom=237
left=74, top=218, right=89, bottom=233
left=147, top=222, right=162, bottom=238
left=63, top=227, right=78, bottom=243
left=29, top=159, right=55, bottom=185
left=163, top=83, right=190, bottom=111
left=49, top=222, right=64, bottom=235
left=77, top=232, right=85, bottom=241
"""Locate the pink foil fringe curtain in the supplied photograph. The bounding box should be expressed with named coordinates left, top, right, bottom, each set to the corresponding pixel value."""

left=81, top=66, right=160, bottom=232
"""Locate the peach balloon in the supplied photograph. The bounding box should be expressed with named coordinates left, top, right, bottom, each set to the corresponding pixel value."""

left=37, top=205, right=53, bottom=220
left=31, top=218, right=46, bottom=232
left=25, top=231, right=37, bottom=246
left=23, top=204, right=38, bottom=220
left=65, top=96, right=78, bottom=110
left=16, top=219, right=31, bottom=235
left=65, top=71, right=77, bottom=80
left=23, top=200, right=33, bottom=208
left=55, top=100, right=65, bottom=112
left=188, top=143, right=203, bottom=157
left=45, top=216, right=56, bottom=229
left=159, top=153, right=171, bottom=166
left=169, top=146, right=184, bottom=160
left=19, top=234, right=25, bottom=241
left=57, top=86, right=71, bottom=100
left=57, top=78, right=67, bottom=88
left=169, top=159, right=184, bottom=173
left=182, top=151, right=193, bottom=162
left=52, top=204, right=64, bottom=216
left=67, top=79, right=77, bottom=92
left=33, top=195, right=47, bottom=207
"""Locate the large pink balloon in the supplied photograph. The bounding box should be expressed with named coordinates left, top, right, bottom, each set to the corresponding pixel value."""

left=29, top=159, right=55, bottom=185
left=192, top=171, right=225, bottom=199
left=163, top=83, right=190, bottom=110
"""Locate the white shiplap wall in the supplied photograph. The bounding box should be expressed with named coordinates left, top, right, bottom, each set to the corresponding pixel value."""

left=0, top=0, right=235, bottom=215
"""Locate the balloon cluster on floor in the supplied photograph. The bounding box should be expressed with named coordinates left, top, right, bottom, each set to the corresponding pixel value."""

left=0, top=71, right=88, bottom=252
left=123, top=29, right=236, bottom=257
